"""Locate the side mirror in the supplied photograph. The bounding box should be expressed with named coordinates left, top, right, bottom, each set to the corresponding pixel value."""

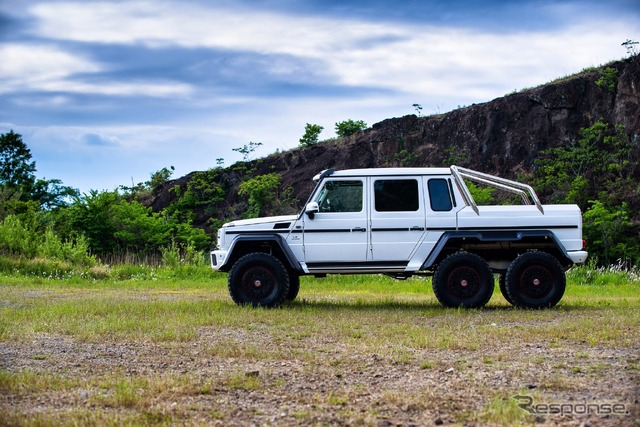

left=305, top=202, right=319, bottom=218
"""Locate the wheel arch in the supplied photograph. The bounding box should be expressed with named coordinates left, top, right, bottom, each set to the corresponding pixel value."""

left=421, top=230, right=573, bottom=270
left=219, top=234, right=302, bottom=273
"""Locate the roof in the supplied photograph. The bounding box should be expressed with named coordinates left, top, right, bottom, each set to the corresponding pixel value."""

left=313, top=167, right=452, bottom=180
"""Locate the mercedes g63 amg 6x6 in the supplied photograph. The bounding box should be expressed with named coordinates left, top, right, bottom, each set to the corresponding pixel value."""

left=211, top=166, right=587, bottom=309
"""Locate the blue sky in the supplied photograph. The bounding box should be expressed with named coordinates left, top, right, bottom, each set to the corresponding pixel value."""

left=1, top=0, right=638, bottom=193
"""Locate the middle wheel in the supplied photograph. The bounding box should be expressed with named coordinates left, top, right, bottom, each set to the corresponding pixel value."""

left=432, top=252, right=494, bottom=308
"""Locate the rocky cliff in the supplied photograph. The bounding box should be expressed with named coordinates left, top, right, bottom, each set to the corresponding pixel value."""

left=150, top=54, right=640, bottom=231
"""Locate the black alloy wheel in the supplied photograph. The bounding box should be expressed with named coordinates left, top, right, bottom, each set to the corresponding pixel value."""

left=228, top=253, right=290, bottom=308
left=432, top=252, right=494, bottom=308
left=505, top=251, right=566, bottom=309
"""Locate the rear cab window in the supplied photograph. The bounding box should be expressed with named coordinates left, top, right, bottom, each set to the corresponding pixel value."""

left=427, top=178, right=454, bottom=211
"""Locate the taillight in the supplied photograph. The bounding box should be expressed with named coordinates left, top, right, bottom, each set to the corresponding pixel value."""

left=582, top=239, right=587, bottom=249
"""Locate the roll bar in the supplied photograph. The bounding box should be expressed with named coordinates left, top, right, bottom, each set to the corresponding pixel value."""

left=450, top=165, right=544, bottom=215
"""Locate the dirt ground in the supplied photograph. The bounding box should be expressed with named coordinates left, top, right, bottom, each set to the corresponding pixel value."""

left=2, top=327, right=639, bottom=426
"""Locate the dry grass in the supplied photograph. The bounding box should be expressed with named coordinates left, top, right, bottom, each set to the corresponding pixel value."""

left=1, top=271, right=639, bottom=426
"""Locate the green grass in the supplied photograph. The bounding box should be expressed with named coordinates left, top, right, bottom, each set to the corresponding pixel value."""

left=1, top=265, right=639, bottom=425
left=1, top=267, right=639, bottom=347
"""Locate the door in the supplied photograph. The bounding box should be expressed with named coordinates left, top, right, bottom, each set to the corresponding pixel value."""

left=302, top=178, right=368, bottom=264
left=369, top=177, right=426, bottom=262
left=422, top=177, right=459, bottom=254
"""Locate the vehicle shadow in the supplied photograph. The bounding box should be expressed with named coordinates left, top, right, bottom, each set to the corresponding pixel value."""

left=286, top=298, right=596, bottom=312
left=287, top=298, right=523, bottom=312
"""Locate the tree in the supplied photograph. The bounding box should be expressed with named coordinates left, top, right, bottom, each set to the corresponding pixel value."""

left=532, top=120, right=635, bottom=207
left=59, top=190, right=121, bottom=254
left=335, top=119, right=367, bottom=138
left=57, top=189, right=211, bottom=255
left=0, top=130, right=36, bottom=193
left=0, top=130, right=77, bottom=211
left=238, top=173, right=281, bottom=218
left=583, top=200, right=636, bottom=265
left=232, top=141, right=263, bottom=162
left=299, top=123, right=323, bottom=147
left=622, top=39, right=639, bottom=57
left=531, top=120, right=640, bottom=265
left=146, top=166, right=174, bottom=191
left=30, top=178, right=79, bottom=210
left=167, top=169, right=226, bottom=215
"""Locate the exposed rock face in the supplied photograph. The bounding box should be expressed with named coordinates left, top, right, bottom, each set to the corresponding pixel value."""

left=150, top=55, right=640, bottom=230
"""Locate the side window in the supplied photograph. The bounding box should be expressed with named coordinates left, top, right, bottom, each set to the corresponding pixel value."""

left=316, top=180, right=363, bottom=212
left=374, top=179, right=419, bottom=212
left=428, top=179, right=453, bottom=211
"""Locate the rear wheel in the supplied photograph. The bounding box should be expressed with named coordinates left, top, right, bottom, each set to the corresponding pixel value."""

left=505, top=252, right=565, bottom=309
left=228, top=253, right=290, bottom=308
left=432, top=252, right=494, bottom=308
left=498, top=273, right=515, bottom=305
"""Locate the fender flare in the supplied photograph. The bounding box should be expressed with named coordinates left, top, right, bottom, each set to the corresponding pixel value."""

left=219, top=234, right=303, bottom=273
left=421, top=230, right=573, bottom=269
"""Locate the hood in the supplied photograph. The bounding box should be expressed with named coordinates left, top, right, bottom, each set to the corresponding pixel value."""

left=223, top=214, right=298, bottom=228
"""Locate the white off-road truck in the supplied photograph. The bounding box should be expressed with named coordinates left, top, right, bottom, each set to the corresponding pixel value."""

left=211, top=166, right=587, bottom=309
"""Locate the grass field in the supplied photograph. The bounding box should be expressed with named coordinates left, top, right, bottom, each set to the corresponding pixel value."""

left=1, top=266, right=639, bottom=426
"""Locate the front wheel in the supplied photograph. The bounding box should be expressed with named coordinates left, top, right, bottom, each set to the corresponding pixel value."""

left=432, top=252, right=494, bottom=308
left=505, top=252, right=565, bottom=309
left=286, top=273, right=300, bottom=301
left=228, top=253, right=290, bottom=308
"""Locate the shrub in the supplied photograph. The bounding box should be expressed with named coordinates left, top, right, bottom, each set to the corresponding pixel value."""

left=37, top=228, right=95, bottom=267
left=238, top=173, right=281, bottom=218
left=299, top=123, right=324, bottom=147
left=0, top=215, right=36, bottom=257
left=583, top=200, right=637, bottom=266
left=466, top=182, right=494, bottom=205
left=595, top=67, right=618, bottom=93
left=335, top=120, right=367, bottom=138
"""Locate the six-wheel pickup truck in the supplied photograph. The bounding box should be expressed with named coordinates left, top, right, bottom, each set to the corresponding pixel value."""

left=210, top=166, right=587, bottom=309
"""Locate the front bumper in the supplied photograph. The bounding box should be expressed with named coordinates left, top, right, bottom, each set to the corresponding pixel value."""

left=210, top=250, right=228, bottom=271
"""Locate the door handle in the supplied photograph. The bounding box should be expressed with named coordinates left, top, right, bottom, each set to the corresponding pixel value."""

left=410, top=226, right=425, bottom=231
left=352, top=227, right=367, bottom=232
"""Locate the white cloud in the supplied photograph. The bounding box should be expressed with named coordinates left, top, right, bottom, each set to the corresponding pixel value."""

left=0, top=42, right=193, bottom=97
left=27, top=0, right=637, bottom=103
left=37, top=79, right=193, bottom=97
left=0, top=43, right=99, bottom=88
left=6, top=1, right=639, bottom=192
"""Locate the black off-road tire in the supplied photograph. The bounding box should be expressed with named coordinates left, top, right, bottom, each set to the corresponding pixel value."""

left=228, top=253, right=290, bottom=308
left=432, top=252, right=494, bottom=308
left=286, top=273, right=300, bottom=301
left=498, top=273, right=516, bottom=305
left=505, top=251, right=566, bottom=309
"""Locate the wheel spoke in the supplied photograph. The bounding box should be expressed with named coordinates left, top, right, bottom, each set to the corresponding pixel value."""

left=242, top=266, right=276, bottom=299
left=519, top=264, right=553, bottom=298
left=447, top=266, right=480, bottom=298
